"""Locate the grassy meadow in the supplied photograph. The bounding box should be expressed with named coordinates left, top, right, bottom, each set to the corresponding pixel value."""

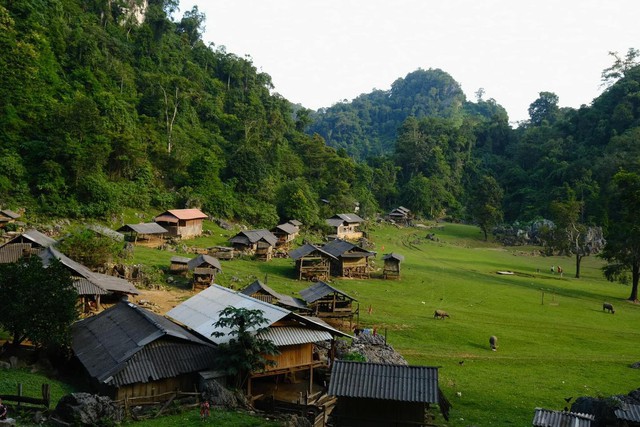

left=130, top=221, right=640, bottom=426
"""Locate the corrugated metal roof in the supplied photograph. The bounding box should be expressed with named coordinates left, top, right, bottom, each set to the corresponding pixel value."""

left=229, top=229, right=278, bottom=247
left=0, top=243, right=31, bottom=264
left=74, top=278, right=111, bottom=296
left=258, top=327, right=332, bottom=346
left=118, top=223, right=168, bottom=235
left=167, top=284, right=291, bottom=344
left=72, top=301, right=214, bottom=386
left=382, top=253, right=405, bottom=262
left=187, top=254, right=222, bottom=271
left=274, top=223, right=299, bottom=235
left=615, top=403, right=640, bottom=422
left=332, top=213, right=365, bottom=223
left=289, top=244, right=336, bottom=261
left=170, top=256, right=191, bottom=264
left=0, top=209, right=20, bottom=220
left=325, top=218, right=346, bottom=228
left=87, top=224, right=124, bottom=241
left=155, top=209, right=207, bottom=222
left=1, top=229, right=57, bottom=248
left=532, top=408, right=594, bottom=427
left=39, top=247, right=139, bottom=295
left=299, top=281, right=357, bottom=303
left=328, top=361, right=440, bottom=403
left=288, top=219, right=303, bottom=227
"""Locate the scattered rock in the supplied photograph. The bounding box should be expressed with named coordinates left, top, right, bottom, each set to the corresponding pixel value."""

left=201, top=380, right=251, bottom=411
left=54, top=393, right=124, bottom=426
left=333, top=333, right=407, bottom=365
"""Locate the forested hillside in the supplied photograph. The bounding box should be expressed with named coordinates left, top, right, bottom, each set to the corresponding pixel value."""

left=2, top=0, right=640, bottom=234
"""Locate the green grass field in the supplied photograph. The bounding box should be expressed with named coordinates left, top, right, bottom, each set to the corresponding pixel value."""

left=137, top=221, right=639, bottom=426
left=3, top=220, right=637, bottom=426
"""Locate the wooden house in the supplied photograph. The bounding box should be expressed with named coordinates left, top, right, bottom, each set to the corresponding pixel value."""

left=271, top=222, right=300, bottom=247
left=382, top=253, right=405, bottom=279
left=117, top=223, right=168, bottom=246
left=289, top=243, right=336, bottom=281
left=0, top=229, right=57, bottom=264
left=532, top=408, right=594, bottom=427
left=71, top=301, right=216, bottom=401
left=169, top=255, right=191, bottom=274
left=38, top=246, right=139, bottom=313
left=167, top=285, right=349, bottom=400
left=288, top=219, right=303, bottom=228
left=229, top=229, right=278, bottom=261
left=240, top=280, right=309, bottom=312
left=299, top=281, right=357, bottom=323
left=325, top=213, right=365, bottom=240
left=321, top=239, right=375, bottom=278
left=153, top=208, right=208, bottom=239
left=188, top=254, right=222, bottom=291
left=387, top=206, right=412, bottom=225
left=327, top=361, right=451, bottom=426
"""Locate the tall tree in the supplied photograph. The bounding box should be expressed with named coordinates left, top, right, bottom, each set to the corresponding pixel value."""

left=601, top=170, right=640, bottom=301
left=0, top=257, right=78, bottom=348
left=546, top=188, right=605, bottom=278
left=468, top=174, right=504, bottom=241
left=211, top=307, right=280, bottom=388
left=528, top=91, right=560, bottom=126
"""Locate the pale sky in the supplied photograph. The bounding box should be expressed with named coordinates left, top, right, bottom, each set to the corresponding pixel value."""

left=177, top=0, right=639, bottom=123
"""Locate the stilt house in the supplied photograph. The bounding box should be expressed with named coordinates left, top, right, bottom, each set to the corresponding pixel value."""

left=299, top=281, right=357, bottom=323
left=271, top=222, right=300, bottom=247
left=387, top=206, right=412, bottom=225
left=167, top=285, right=349, bottom=400
left=153, top=208, right=208, bottom=239
left=321, top=239, right=375, bottom=278
left=289, top=243, right=336, bottom=281
left=188, top=254, right=222, bottom=291
left=229, top=229, right=278, bottom=261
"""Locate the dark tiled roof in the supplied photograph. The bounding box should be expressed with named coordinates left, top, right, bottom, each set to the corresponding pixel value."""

left=532, top=408, right=594, bottom=427
left=117, top=223, right=168, bottom=235
left=274, top=223, right=299, bottom=235
left=289, top=244, right=336, bottom=261
left=299, top=281, right=357, bottom=303
left=322, top=239, right=374, bottom=258
left=240, top=280, right=308, bottom=311
left=187, top=254, right=222, bottom=271
left=382, top=253, right=405, bottom=262
left=328, top=361, right=440, bottom=403
left=71, top=301, right=215, bottom=386
left=229, top=229, right=278, bottom=247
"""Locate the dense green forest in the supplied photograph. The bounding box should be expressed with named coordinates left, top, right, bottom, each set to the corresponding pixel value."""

left=2, top=0, right=640, bottom=235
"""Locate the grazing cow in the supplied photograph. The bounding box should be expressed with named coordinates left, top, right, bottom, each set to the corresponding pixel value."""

left=434, top=309, right=450, bottom=319
left=603, top=302, right=615, bottom=314
left=489, top=335, right=498, bottom=351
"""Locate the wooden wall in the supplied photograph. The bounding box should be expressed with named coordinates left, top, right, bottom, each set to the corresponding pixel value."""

left=264, top=343, right=313, bottom=371
left=333, top=397, right=426, bottom=426
left=114, top=374, right=197, bottom=401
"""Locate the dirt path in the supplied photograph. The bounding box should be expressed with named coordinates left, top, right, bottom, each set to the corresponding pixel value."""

left=133, top=288, right=194, bottom=314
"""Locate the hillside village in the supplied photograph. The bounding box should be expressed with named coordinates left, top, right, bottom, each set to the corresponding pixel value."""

left=2, top=208, right=640, bottom=427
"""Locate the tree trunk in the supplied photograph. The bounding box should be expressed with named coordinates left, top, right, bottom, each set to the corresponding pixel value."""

left=575, top=254, right=582, bottom=278
left=629, top=261, right=639, bottom=302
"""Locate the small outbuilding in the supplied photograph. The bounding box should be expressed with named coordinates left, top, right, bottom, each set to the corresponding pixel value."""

left=289, top=243, right=336, bottom=281
left=387, top=206, right=412, bottom=225
left=117, top=223, right=168, bottom=246
left=71, top=301, right=216, bottom=401
left=229, top=229, right=278, bottom=261
left=328, top=360, right=451, bottom=426
left=188, top=254, right=222, bottom=291
left=382, top=253, right=405, bottom=279
left=532, top=408, right=594, bottom=427
left=299, top=281, right=357, bottom=324
left=153, top=208, right=208, bottom=239
left=325, top=213, right=365, bottom=240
